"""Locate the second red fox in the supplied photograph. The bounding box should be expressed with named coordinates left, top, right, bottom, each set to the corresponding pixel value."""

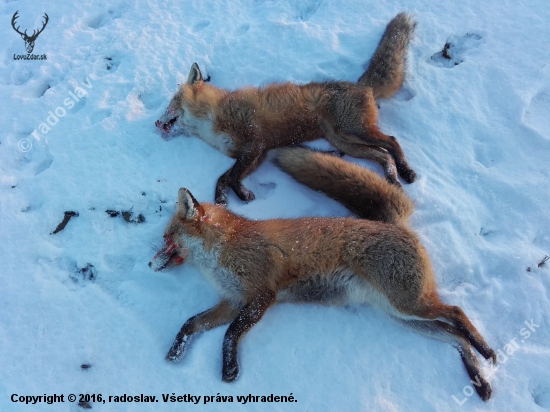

left=155, top=13, right=418, bottom=205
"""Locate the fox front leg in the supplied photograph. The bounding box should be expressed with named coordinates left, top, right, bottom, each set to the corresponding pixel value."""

left=215, top=170, right=232, bottom=205
left=166, top=300, right=240, bottom=362
left=227, top=145, right=266, bottom=203
left=222, top=290, right=276, bottom=382
left=215, top=153, right=260, bottom=205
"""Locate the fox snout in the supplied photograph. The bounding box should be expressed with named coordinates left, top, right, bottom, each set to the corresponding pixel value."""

left=155, top=116, right=178, bottom=135
left=155, top=105, right=180, bottom=135
left=149, top=239, right=187, bottom=271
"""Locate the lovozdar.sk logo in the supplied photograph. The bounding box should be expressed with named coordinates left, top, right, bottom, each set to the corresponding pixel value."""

left=12, top=10, right=48, bottom=60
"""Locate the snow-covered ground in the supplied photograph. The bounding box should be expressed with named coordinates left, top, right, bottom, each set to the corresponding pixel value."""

left=1, top=0, right=549, bottom=410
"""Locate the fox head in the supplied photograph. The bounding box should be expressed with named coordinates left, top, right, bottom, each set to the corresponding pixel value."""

left=149, top=188, right=203, bottom=272
left=155, top=63, right=218, bottom=137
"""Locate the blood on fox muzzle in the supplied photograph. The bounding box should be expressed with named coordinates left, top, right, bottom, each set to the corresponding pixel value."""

left=155, top=116, right=178, bottom=134
left=149, top=239, right=188, bottom=271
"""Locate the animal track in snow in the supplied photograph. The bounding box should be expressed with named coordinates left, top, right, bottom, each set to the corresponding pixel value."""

left=532, top=383, right=550, bottom=409
left=234, top=24, right=250, bottom=37
left=93, top=56, right=122, bottom=77
left=34, top=153, right=54, bottom=175
left=473, top=140, right=503, bottom=167
left=192, top=20, right=211, bottom=33
left=87, top=8, right=124, bottom=29
left=10, top=69, right=34, bottom=86
left=523, top=88, right=550, bottom=140
left=138, top=91, right=164, bottom=111
left=429, top=33, right=483, bottom=68
left=105, top=56, right=120, bottom=72
left=248, top=180, right=276, bottom=200
left=91, top=109, right=112, bottom=124
left=295, top=0, right=323, bottom=21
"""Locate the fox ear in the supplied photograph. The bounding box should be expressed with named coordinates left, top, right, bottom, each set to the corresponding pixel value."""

left=177, top=188, right=201, bottom=220
left=187, top=62, right=203, bottom=84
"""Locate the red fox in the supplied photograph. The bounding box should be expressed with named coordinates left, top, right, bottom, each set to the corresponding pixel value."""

left=155, top=13, right=418, bottom=205
left=149, top=148, right=496, bottom=401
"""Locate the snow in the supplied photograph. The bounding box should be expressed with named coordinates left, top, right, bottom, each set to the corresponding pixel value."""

left=1, top=0, right=550, bottom=410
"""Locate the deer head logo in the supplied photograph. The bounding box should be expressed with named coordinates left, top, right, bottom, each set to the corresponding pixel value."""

left=12, top=11, right=49, bottom=54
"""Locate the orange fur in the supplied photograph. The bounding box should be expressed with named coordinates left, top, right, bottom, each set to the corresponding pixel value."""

left=156, top=13, right=418, bottom=204
left=150, top=187, right=495, bottom=400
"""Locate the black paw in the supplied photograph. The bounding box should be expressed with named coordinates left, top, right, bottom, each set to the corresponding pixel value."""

left=476, top=379, right=493, bottom=402
left=215, top=194, right=228, bottom=206
left=401, top=168, right=417, bottom=184
left=166, top=345, right=185, bottom=362
left=215, top=187, right=228, bottom=206
left=487, top=348, right=497, bottom=364
left=236, top=187, right=256, bottom=203
left=222, top=360, right=239, bottom=382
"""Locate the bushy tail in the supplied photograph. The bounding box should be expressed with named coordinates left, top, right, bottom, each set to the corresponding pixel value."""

left=358, top=12, right=416, bottom=99
left=272, top=147, right=414, bottom=224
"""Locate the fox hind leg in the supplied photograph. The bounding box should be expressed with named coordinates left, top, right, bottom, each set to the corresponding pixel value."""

left=215, top=154, right=260, bottom=204
left=356, top=127, right=417, bottom=184
left=225, top=147, right=266, bottom=203
left=320, top=120, right=401, bottom=186
left=435, top=305, right=497, bottom=363
left=215, top=170, right=231, bottom=205
left=398, top=318, right=493, bottom=401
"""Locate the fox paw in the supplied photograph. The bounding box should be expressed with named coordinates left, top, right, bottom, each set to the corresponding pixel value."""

left=487, top=349, right=497, bottom=365
left=476, top=379, right=493, bottom=402
left=215, top=194, right=228, bottom=206
left=235, top=187, right=256, bottom=203
left=222, top=361, right=239, bottom=383
left=401, top=168, right=417, bottom=184
left=166, top=345, right=186, bottom=362
left=215, top=186, right=229, bottom=206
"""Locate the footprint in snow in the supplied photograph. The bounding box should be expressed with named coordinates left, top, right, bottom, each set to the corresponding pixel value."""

left=87, top=8, right=124, bottom=29
left=234, top=24, right=250, bottom=37
left=191, top=20, right=210, bottom=33
left=295, top=0, right=323, bottom=21
left=532, top=383, right=550, bottom=409
left=90, top=109, right=112, bottom=124
left=429, top=33, right=484, bottom=68
left=138, top=91, right=164, bottom=111
left=523, top=88, right=550, bottom=140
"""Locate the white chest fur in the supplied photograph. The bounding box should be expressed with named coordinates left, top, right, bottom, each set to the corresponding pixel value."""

left=183, top=235, right=244, bottom=305
left=182, top=111, right=236, bottom=157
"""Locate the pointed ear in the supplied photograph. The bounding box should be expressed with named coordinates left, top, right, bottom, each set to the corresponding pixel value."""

left=187, top=62, right=203, bottom=84
left=177, top=188, right=201, bottom=220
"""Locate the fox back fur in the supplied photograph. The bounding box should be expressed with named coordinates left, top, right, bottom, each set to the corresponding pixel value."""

left=155, top=13, right=418, bottom=205
left=150, top=150, right=496, bottom=401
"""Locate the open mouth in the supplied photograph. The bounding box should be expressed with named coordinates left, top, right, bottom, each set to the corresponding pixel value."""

left=150, top=250, right=186, bottom=271
left=155, top=116, right=178, bottom=135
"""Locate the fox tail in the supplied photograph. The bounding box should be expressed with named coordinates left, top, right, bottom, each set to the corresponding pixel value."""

left=272, top=147, right=414, bottom=224
left=358, top=12, right=416, bottom=99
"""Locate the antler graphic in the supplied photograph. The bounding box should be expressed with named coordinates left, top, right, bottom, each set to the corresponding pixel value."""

left=12, top=11, right=49, bottom=54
